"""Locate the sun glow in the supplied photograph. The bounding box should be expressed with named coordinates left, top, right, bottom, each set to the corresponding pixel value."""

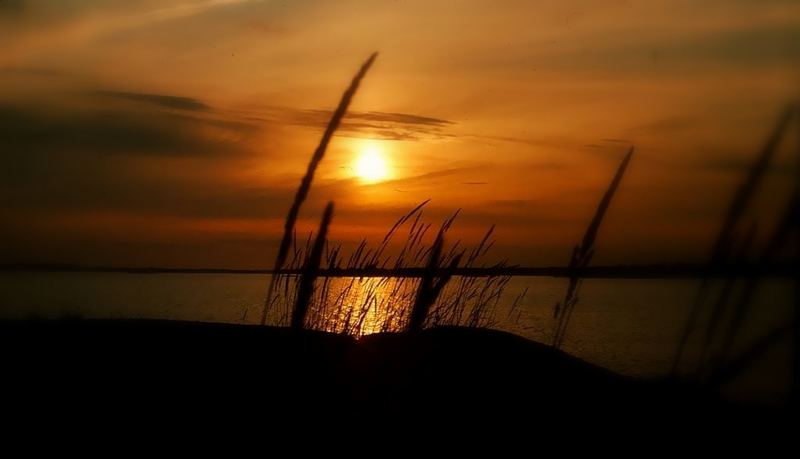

left=353, top=144, right=390, bottom=183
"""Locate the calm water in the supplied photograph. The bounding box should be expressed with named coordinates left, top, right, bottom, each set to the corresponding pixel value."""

left=1, top=271, right=792, bottom=402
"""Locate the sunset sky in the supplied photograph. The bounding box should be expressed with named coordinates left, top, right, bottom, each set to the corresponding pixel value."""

left=1, top=0, right=798, bottom=268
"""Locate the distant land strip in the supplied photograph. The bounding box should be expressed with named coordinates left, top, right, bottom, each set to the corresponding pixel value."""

left=0, top=263, right=795, bottom=279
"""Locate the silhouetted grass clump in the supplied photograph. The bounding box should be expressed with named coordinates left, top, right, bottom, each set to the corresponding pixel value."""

left=263, top=201, right=513, bottom=336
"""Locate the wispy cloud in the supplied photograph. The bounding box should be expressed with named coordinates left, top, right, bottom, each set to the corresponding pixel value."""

left=1, top=0, right=258, bottom=61
left=92, top=90, right=210, bottom=111
left=0, top=95, right=255, bottom=158
left=255, top=107, right=458, bottom=141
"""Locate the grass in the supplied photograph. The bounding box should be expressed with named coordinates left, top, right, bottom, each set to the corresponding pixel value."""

left=255, top=53, right=518, bottom=336
left=255, top=53, right=796, bottom=405
left=260, top=53, right=378, bottom=325
left=291, top=201, right=334, bottom=330
left=408, top=228, right=462, bottom=332
left=551, top=146, right=634, bottom=349
left=263, top=201, right=514, bottom=337
left=671, top=106, right=795, bottom=376
left=255, top=61, right=646, bottom=343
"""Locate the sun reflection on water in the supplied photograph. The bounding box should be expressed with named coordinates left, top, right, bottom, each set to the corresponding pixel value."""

left=267, top=271, right=512, bottom=338
left=309, top=276, right=418, bottom=337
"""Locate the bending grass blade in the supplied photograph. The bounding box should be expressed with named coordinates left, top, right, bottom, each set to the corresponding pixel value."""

left=261, top=53, right=378, bottom=325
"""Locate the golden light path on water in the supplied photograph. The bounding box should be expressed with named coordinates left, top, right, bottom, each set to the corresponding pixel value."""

left=308, top=276, right=420, bottom=337
left=296, top=274, right=514, bottom=337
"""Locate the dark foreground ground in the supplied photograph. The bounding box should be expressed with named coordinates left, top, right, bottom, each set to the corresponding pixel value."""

left=1, top=319, right=796, bottom=441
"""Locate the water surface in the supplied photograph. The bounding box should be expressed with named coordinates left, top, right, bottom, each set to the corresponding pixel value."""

left=1, top=271, right=791, bottom=402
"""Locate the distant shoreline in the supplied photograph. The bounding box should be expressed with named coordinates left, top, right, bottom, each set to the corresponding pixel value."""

left=1, top=263, right=793, bottom=279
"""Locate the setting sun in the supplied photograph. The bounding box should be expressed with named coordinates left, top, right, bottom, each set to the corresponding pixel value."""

left=353, top=144, right=390, bottom=183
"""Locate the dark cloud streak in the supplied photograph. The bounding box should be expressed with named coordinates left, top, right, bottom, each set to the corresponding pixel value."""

left=0, top=102, right=252, bottom=157
left=93, top=90, right=210, bottom=111
left=288, top=108, right=456, bottom=141
left=0, top=0, right=24, bottom=14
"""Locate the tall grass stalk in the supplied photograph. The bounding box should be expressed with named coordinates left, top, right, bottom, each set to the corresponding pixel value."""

left=671, top=108, right=792, bottom=374
left=707, top=194, right=797, bottom=379
left=291, top=202, right=334, bottom=330
left=260, top=52, right=378, bottom=325
left=408, top=232, right=444, bottom=332
left=552, top=147, right=634, bottom=349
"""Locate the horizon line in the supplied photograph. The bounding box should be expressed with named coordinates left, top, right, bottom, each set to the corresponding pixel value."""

left=1, top=262, right=794, bottom=279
